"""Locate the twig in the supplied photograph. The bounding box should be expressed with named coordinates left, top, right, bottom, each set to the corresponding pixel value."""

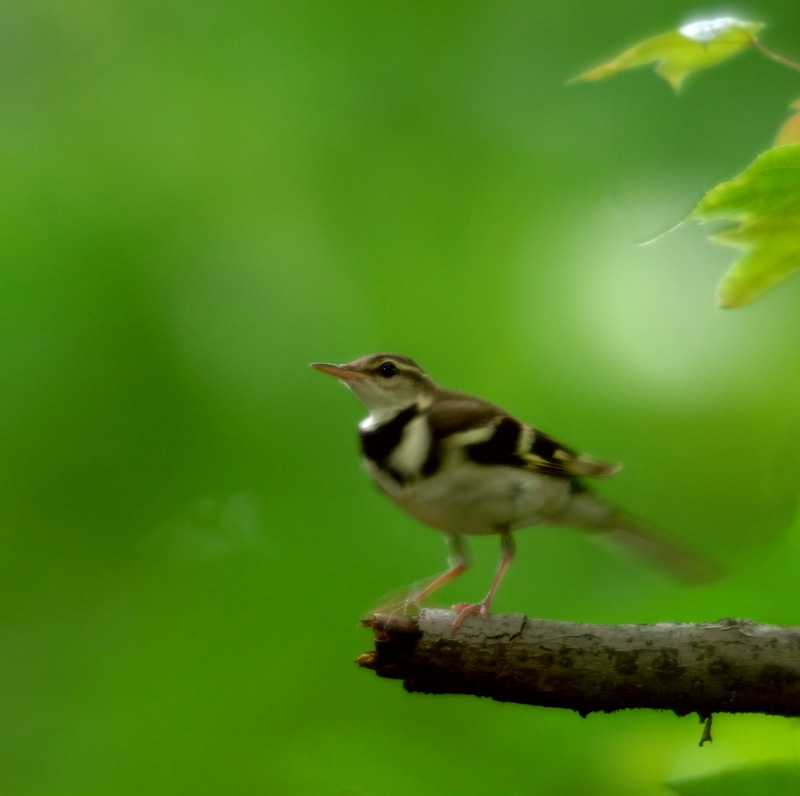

left=752, top=38, right=800, bottom=75
left=699, top=714, right=713, bottom=746
left=359, top=609, right=800, bottom=718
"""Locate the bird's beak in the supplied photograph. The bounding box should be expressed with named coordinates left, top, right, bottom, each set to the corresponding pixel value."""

left=310, top=362, right=367, bottom=381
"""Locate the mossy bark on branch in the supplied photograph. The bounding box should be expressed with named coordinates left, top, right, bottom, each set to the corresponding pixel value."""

left=358, top=609, right=800, bottom=718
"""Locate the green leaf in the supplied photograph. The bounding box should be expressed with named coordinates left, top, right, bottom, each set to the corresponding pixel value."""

left=688, top=144, right=800, bottom=308
left=572, top=17, right=763, bottom=91
left=667, top=763, right=800, bottom=796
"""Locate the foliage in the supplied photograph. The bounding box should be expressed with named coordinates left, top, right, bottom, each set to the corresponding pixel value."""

left=689, top=145, right=800, bottom=307
left=575, top=17, right=800, bottom=307
left=573, top=18, right=763, bottom=91
left=775, top=99, right=800, bottom=145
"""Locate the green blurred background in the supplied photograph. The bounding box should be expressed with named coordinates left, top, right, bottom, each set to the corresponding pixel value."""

left=3, top=2, right=800, bottom=794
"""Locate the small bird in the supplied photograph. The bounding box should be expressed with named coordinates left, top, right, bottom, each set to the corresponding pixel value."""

left=312, top=353, right=714, bottom=628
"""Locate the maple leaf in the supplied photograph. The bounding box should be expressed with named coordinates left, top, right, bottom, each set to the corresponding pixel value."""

left=775, top=99, right=800, bottom=146
left=572, top=17, right=763, bottom=91
left=688, top=145, right=800, bottom=307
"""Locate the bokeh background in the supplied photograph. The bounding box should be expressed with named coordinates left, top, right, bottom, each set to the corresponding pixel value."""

left=3, top=2, right=800, bottom=794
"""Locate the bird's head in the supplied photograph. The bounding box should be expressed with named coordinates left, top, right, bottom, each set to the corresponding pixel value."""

left=312, top=353, right=434, bottom=418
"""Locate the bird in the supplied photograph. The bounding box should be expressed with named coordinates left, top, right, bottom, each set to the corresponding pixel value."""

left=312, top=352, right=715, bottom=628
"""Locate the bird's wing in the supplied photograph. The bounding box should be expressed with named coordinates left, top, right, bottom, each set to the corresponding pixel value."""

left=429, top=399, right=620, bottom=478
left=426, top=398, right=504, bottom=439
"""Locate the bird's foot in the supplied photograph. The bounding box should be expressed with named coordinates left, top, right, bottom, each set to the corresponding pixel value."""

left=451, top=601, right=490, bottom=630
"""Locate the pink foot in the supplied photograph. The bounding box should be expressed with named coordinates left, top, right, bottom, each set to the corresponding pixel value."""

left=451, top=601, right=490, bottom=630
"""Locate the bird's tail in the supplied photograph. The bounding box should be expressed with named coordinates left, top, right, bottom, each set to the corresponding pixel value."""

left=559, top=490, right=722, bottom=586
left=602, top=519, right=721, bottom=586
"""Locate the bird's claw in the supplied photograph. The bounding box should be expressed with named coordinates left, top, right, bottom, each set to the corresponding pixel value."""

left=451, top=601, right=490, bottom=630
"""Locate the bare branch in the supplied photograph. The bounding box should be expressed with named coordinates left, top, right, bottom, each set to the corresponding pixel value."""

left=358, top=609, right=800, bottom=718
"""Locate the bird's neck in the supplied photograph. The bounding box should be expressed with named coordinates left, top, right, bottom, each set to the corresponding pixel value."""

left=358, top=394, right=434, bottom=432
left=358, top=402, right=416, bottom=432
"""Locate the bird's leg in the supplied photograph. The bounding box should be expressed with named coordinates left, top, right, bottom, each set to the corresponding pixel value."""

left=402, top=534, right=470, bottom=611
left=452, top=529, right=515, bottom=629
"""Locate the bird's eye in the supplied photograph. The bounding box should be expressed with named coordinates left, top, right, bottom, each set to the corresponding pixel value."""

left=378, top=361, right=398, bottom=378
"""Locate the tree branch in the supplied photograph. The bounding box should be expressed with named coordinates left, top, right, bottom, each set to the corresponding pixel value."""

left=358, top=609, right=800, bottom=718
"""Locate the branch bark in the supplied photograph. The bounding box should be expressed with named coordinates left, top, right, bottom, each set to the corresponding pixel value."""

left=358, top=609, right=800, bottom=718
